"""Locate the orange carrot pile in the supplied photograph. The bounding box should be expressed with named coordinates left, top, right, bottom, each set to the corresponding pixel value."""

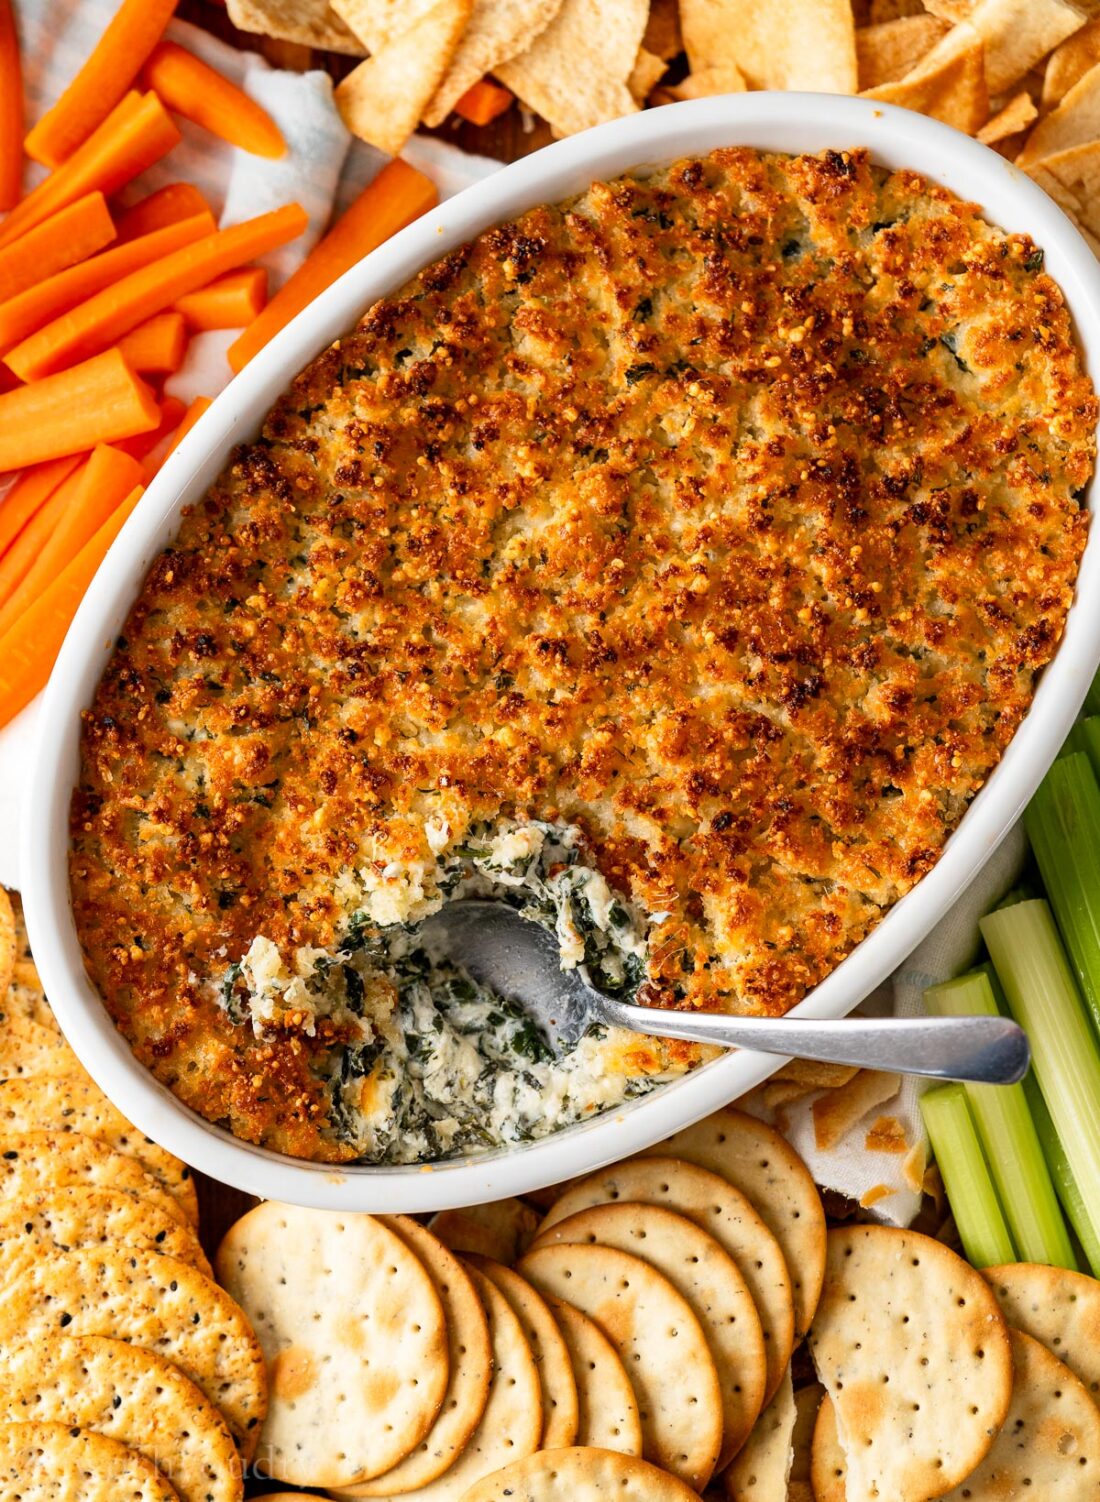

left=0, top=0, right=21, bottom=212
left=143, top=42, right=285, bottom=158
left=0, top=0, right=442, bottom=727
left=117, top=310, right=187, bottom=373
left=176, top=266, right=266, bottom=330
left=0, top=91, right=180, bottom=250
left=25, top=0, right=178, bottom=168
left=116, top=181, right=211, bottom=242
left=230, top=160, right=436, bottom=371
left=0, top=191, right=116, bottom=303
left=6, top=202, right=307, bottom=380
left=0, top=349, right=159, bottom=470
left=0, top=481, right=143, bottom=726
left=454, top=79, right=513, bottom=127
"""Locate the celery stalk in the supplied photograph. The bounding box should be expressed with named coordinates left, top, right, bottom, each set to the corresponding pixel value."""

left=1023, top=753, right=1100, bottom=1038
left=1024, top=1075, right=1100, bottom=1277
left=921, top=1083, right=1016, bottom=1268
left=1077, top=717, right=1100, bottom=784
left=924, top=972, right=1076, bottom=1268
left=1084, top=670, right=1100, bottom=720
left=981, top=900, right=1100, bottom=1263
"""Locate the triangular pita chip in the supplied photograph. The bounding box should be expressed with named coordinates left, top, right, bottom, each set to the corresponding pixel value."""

left=661, top=63, right=747, bottom=102
left=681, top=0, right=857, bottom=92
left=1024, top=141, right=1100, bottom=240
left=977, top=87, right=1037, bottom=141
left=643, top=0, right=683, bottom=61
left=918, top=0, right=1082, bottom=96
left=1043, top=16, right=1100, bottom=109
left=334, top=0, right=472, bottom=155
left=227, top=0, right=365, bottom=55
left=628, top=46, right=668, bottom=103
left=856, top=15, right=949, bottom=89
left=1019, top=58, right=1100, bottom=164
left=496, top=0, right=647, bottom=138
left=862, top=24, right=989, bottom=134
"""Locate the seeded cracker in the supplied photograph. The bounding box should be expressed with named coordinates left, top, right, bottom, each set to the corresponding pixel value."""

left=0, top=1185, right=210, bottom=1277
left=983, top=1261, right=1100, bottom=1403
left=642, top=1107, right=826, bottom=1339
left=519, top=1241, right=723, bottom=1491
left=0, top=1335, right=243, bottom=1502
left=0, top=1422, right=179, bottom=1502
left=0, top=1131, right=187, bottom=1219
left=534, top=1200, right=764, bottom=1467
left=342, top=1214, right=492, bottom=1497
left=723, top=1365, right=797, bottom=1502
left=0, top=1246, right=267, bottom=1458
left=0, top=1076, right=197, bottom=1224
left=459, top=1445, right=706, bottom=1501
left=216, top=1204, right=447, bottom=1487
left=535, top=1154, right=795, bottom=1403
left=6, top=959, right=58, bottom=1032
left=337, top=1266, right=542, bottom=1502
left=0, top=889, right=14, bottom=998
left=808, top=1226, right=1012, bottom=1501
left=0, top=1013, right=83, bottom=1079
left=464, top=1256, right=579, bottom=1449
left=545, top=1298, right=642, bottom=1456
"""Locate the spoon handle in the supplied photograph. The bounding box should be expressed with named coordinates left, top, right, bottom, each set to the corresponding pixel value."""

left=604, top=1003, right=1030, bottom=1085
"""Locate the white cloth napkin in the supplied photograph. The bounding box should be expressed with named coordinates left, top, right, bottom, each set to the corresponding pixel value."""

left=0, top=3, right=1022, bottom=1224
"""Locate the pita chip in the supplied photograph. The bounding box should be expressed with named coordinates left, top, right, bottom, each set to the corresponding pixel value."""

left=681, top=0, right=857, bottom=92
left=335, top=0, right=472, bottom=155
left=1019, top=58, right=1100, bottom=163
left=1044, top=17, right=1100, bottom=109
left=226, top=0, right=365, bottom=55
left=644, top=0, right=683, bottom=61
left=862, top=24, right=989, bottom=134
left=659, top=63, right=747, bottom=102
left=918, top=0, right=1082, bottom=96
left=977, top=87, right=1037, bottom=141
left=856, top=15, right=949, bottom=89
left=628, top=46, right=668, bottom=103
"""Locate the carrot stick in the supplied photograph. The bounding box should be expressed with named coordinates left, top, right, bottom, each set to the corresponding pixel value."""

left=115, top=395, right=185, bottom=464
left=229, top=161, right=436, bottom=372
left=117, top=310, right=187, bottom=373
left=175, top=265, right=266, bottom=330
left=0, top=212, right=214, bottom=355
left=0, top=481, right=143, bottom=728
left=0, top=349, right=159, bottom=470
left=24, top=0, right=178, bottom=168
left=0, top=0, right=22, bottom=212
left=160, top=393, right=210, bottom=464
left=0, top=192, right=116, bottom=303
left=116, top=182, right=212, bottom=243
left=6, top=201, right=308, bottom=381
left=453, top=79, right=513, bottom=127
left=0, top=454, right=82, bottom=559
left=0, top=465, right=79, bottom=606
left=0, top=92, right=179, bottom=250
left=142, top=42, right=285, bottom=159
left=0, top=443, right=142, bottom=633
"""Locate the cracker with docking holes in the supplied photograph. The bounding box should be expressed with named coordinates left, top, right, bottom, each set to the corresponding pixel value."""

left=640, top=1108, right=826, bottom=1339
left=463, top=1255, right=578, bottom=1450
left=983, top=1261, right=1100, bottom=1403
left=546, top=1297, right=642, bottom=1456
left=0, top=1422, right=181, bottom=1501
left=216, top=1204, right=447, bottom=1486
left=519, top=1241, right=722, bottom=1491
left=342, top=1214, right=492, bottom=1498
left=533, top=1200, right=765, bottom=1468
left=0, top=1185, right=209, bottom=1276
left=457, top=1444, right=706, bottom=1500
left=808, top=1226, right=1012, bottom=1501
left=723, top=1365, right=797, bottom=1502
left=535, top=1154, right=794, bottom=1402
left=0, top=1131, right=188, bottom=1221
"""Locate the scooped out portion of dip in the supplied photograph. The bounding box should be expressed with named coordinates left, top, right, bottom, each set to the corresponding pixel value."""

left=71, top=146, right=1095, bottom=1164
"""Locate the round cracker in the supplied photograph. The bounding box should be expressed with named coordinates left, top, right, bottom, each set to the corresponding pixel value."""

left=536, top=1155, right=795, bottom=1401
left=458, top=1444, right=705, bottom=1500
left=789, top=1381, right=823, bottom=1490
left=547, top=1297, right=642, bottom=1456
left=335, top=1266, right=543, bottom=1501
left=808, top=1226, right=1012, bottom=1502
left=723, top=1364, right=796, bottom=1502
left=342, top=1214, right=492, bottom=1496
left=0, top=1185, right=211, bottom=1277
left=464, top=1255, right=579, bottom=1449
left=809, top=1394, right=845, bottom=1502
left=0, top=1076, right=198, bottom=1225
left=641, top=1107, right=826, bottom=1338
left=429, top=1200, right=539, bottom=1266
left=7, top=959, right=58, bottom=1032
left=0, top=1421, right=179, bottom=1501
left=0, top=1131, right=188, bottom=1223
left=983, top=1261, right=1100, bottom=1401
left=0, top=1334, right=242, bottom=1502
left=216, top=1205, right=446, bottom=1486
left=0, top=1245, right=267, bottom=1458
left=0, top=1013, right=83, bottom=1079
left=534, top=1201, right=765, bottom=1467
left=519, top=1241, right=723, bottom=1491
left=941, top=1329, right=1100, bottom=1499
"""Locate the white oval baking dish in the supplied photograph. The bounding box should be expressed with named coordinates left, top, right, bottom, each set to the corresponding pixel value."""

left=22, top=91, right=1100, bottom=1210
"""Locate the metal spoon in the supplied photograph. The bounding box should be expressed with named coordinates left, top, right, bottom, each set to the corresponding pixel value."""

left=421, top=900, right=1030, bottom=1085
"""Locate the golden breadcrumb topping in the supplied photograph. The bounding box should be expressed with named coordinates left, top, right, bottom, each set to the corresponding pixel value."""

left=71, top=148, right=1094, bottom=1161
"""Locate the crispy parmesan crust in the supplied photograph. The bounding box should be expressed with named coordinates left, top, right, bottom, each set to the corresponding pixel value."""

left=71, top=149, right=1095, bottom=1161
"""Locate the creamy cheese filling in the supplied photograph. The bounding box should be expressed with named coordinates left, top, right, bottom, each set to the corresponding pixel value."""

left=219, top=819, right=686, bottom=1164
